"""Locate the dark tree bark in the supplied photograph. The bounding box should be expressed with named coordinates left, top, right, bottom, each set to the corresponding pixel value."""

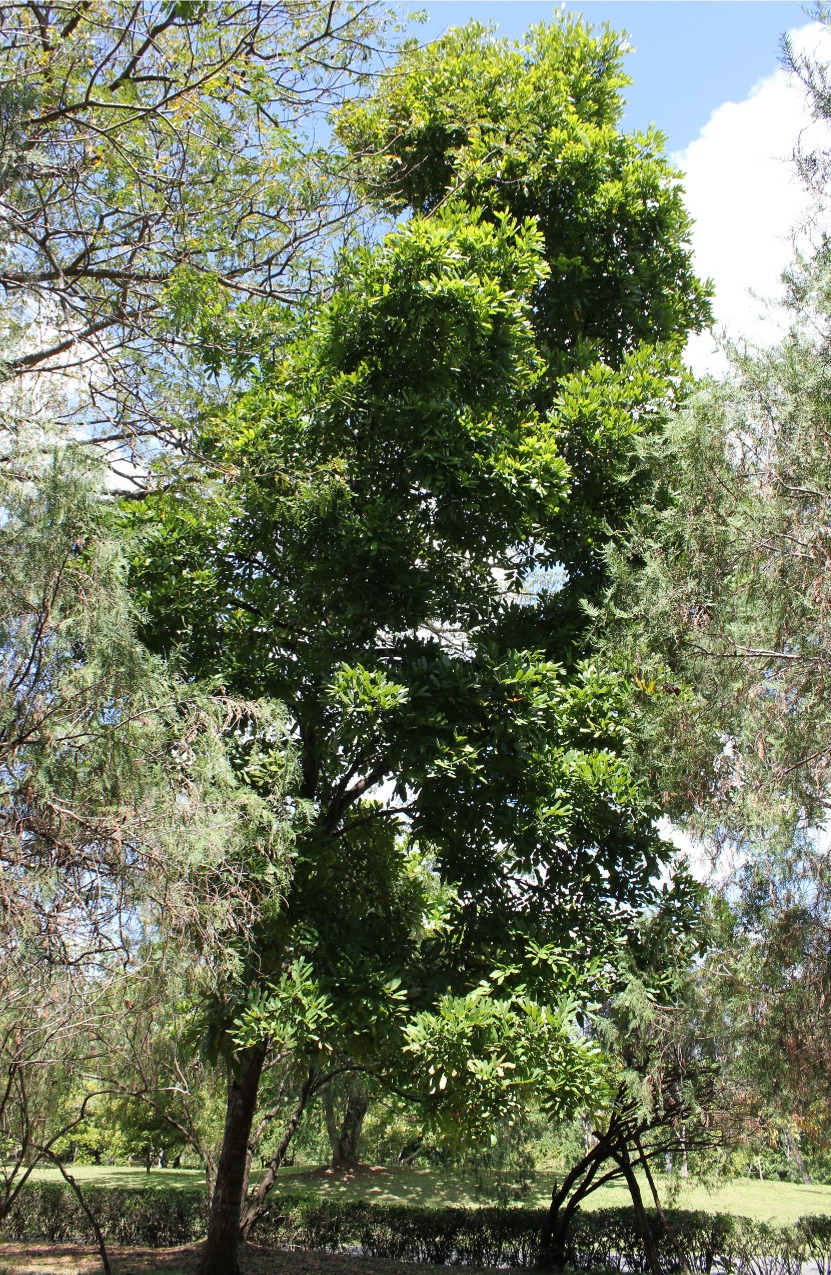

left=197, top=1046, right=266, bottom=1275
left=324, top=1075, right=370, bottom=1169
left=537, top=1098, right=670, bottom=1272
left=637, top=1134, right=691, bottom=1275
left=538, top=1125, right=617, bottom=1269
left=537, top=1086, right=708, bottom=1272
left=44, top=1153, right=112, bottom=1275
left=241, top=1067, right=318, bottom=1241
left=334, top=1079, right=370, bottom=1168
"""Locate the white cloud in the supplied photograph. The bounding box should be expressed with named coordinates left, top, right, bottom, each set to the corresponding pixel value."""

left=676, top=22, right=831, bottom=376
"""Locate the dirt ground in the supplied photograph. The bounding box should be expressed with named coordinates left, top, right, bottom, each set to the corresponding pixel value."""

left=0, top=1245, right=501, bottom=1275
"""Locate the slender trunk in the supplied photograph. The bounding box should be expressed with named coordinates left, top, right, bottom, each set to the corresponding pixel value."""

left=241, top=1068, right=316, bottom=1241
left=197, top=1047, right=266, bottom=1275
left=636, top=1137, right=690, bottom=1275
left=538, top=1147, right=604, bottom=1269
left=45, top=1153, right=111, bottom=1275
left=615, top=1141, right=663, bottom=1275
left=537, top=1099, right=636, bottom=1270
left=323, top=1087, right=339, bottom=1160
left=679, top=1132, right=688, bottom=1179
left=783, top=1127, right=812, bottom=1185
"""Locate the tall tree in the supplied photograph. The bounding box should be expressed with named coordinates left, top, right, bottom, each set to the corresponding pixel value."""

left=130, top=16, right=709, bottom=1272
left=601, top=265, right=831, bottom=836
left=0, top=415, right=296, bottom=1246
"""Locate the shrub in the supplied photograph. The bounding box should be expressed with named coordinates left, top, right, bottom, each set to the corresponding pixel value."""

left=3, top=1180, right=831, bottom=1273
left=252, top=1195, right=544, bottom=1264
left=250, top=1196, right=831, bottom=1272
left=798, top=1215, right=831, bottom=1275
left=0, top=1182, right=207, bottom=1246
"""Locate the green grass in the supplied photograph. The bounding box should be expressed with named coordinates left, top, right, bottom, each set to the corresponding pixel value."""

left=30, top=1166, right=203, bottom=1191
left=270, top=1166, right=831, bottom=1225
left=29, top=1163, right=831, bottom=1225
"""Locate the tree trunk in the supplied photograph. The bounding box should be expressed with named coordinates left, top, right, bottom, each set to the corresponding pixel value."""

left=636, top=1137, right=690, bottom=1275
left=333, top=1078, right=369, bottom=1168
left=323, top=1086, right=339, bottom=1160
left=197, top=1047, right=266, bottom=1275
left=241, top=1067, right=317, bottom=1241
left=45, top=1153, right=112, bottom=1275
left=538, top=1146, right=605, bottom=1269
left=784, top=1128, right=812, bottom=1184
left=615, top=1142, right=663, bottom=1275
left=325, top=1076, right=369, bottom=1169
left=679, top=1131, right=688, bottom=1178
left=539, top=1190, right=578, bottom=1272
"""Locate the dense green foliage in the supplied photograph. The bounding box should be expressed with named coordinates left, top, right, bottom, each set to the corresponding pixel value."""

left=337, top=16, right=709, bottom=371
left=131, top=10, right=710, bottom=1002
left=131, top=210, right=679, bottom=1067
left=0, top=444, right=290, bottom=971
left=337, top=14, right=711, bottom=610
left=119, top=16, right=714, bottom=1268
left=1, top=1182, right=208, bottom=1247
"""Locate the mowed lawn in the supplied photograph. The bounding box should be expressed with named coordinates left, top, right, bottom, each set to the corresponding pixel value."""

left=29, top=1164, right=831, bottom=1225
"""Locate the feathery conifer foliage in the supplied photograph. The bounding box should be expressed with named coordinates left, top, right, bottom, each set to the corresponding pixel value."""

left=0, top=415, right=299, bottom=1233
left=597, top=12, right=831, bottom=1186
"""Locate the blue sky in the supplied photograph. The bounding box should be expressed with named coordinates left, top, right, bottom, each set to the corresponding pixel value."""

left=403, top=2, right=808, bottom=152
left=401, top=2, right=826, bottom=372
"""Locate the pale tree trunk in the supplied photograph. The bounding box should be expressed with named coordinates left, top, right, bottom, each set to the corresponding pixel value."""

left=197, top=1046, right=265, bottom=1275
left=614, top=1142, right=663, bottom=1275
left=325, top=1076, right=370, bottom=1169
left=784, top=1127, right=812, bottom=1184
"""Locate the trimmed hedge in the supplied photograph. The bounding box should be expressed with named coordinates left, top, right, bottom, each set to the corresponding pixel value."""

left=3, top=1181, right=831, bottom=1273
left=0, top=1182, right=207, bottom=1247
left=254, top=1197, right=542, bottom=1266
left=254, top=1198, right=831, bottom=1273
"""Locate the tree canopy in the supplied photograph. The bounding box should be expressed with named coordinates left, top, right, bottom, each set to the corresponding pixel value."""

left=0, top=0, right=393, bottom=439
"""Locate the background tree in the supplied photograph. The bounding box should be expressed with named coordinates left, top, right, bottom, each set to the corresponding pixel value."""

left=0, top=0, right=395, bottom=444
left=83, top=960, right=227, bottom=1186
left=0, top=411, right=299, bottom=1264
left=323, top=1076, right=371, bottom=1170
left=685, top=853, right=831, bottom=1185
left=596, top=14, right=831, bottom=1195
